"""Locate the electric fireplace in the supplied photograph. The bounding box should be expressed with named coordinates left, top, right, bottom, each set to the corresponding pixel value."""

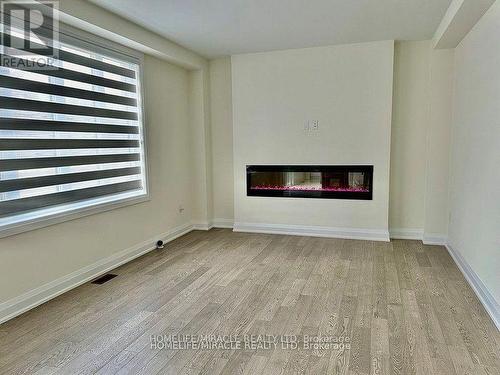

left=247, top=165, right=373, bottom=200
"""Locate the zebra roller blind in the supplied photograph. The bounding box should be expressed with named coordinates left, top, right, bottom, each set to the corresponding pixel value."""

left=0, top=26, right=147, bottom=230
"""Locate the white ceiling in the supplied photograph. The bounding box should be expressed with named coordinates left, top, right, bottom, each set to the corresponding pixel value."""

left=90, top=0, right=452, bottom=58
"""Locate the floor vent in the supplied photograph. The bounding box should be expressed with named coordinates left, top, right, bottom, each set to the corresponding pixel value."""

left=91, top=274, right=118, bottom=284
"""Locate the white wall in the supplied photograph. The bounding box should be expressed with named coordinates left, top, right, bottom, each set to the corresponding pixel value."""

left=0, top=55, right=194, bottom=303
left=390, top=41, right=430, bottom=232
left=189, top=69, right=213, bottom=227
left=208, top=42, right=454, bottom=239
left=449, top=1, right=500, bottom=303
left=424, top=48, right=454, bottom=241
left=209, top=58, right=234, bottom=223
left=390, top=41, right=453, bottom=241
left=231, top=41, right=395, bottom=236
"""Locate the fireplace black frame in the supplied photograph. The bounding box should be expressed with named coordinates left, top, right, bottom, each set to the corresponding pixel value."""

left=246, top=165, right=373, bottom=200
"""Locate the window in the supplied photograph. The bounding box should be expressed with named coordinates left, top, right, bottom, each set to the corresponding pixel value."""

left=0, top=25, right=148, bottom=237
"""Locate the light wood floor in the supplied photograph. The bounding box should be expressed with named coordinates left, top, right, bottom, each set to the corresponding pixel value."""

left=0, top=229, right=499, bottom=375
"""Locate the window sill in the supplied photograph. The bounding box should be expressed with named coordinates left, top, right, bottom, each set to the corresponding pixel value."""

left=0, top=191, right=150, bottom=239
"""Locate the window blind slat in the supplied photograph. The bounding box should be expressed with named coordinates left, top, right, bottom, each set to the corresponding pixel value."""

left=1, top=54, right=137, bottom=92
left=0, top=75, right=137, bottom=106
left=0, top=153, right=141, bottom=172
left=58, top=49, right=136, bottom=79
left=0, top=97, right=138, bottom=120
left=0, top=32, right=136, bottom=78
left=0, top=139, right=140, bottom=150
left=0, top=167, right=141, bottom=193
left=0, top=118, right=139, bottom=134
left=0, top=180, right=142, bottom=217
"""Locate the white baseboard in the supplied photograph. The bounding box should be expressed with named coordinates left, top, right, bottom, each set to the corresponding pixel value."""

left=233, top=222, right=389, bottom=241
left=212, top=218, right=234, bottom=229
left=0, top=222, right=194, bottom=325
left=422, top=234, right=447, bottom=246
left=389, top=228, right=424, bottom=240
left=192, top=219, right=233, bottom=230
left=191, top=221, right=213, bottom=231
left=445, top=243, right=500, bottom=331
left=389, top=228, right=448, bottom=246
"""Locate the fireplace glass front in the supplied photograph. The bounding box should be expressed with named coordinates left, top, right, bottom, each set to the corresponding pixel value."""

left=247, top=165, right=373, bottom=200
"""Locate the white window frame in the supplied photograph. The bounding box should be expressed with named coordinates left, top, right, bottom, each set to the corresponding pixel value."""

left=0, top=23, right=150, bottom=238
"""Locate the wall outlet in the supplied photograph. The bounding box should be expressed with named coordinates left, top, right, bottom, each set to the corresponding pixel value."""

left=179, top=205, right=185, bottom=214
left=304, top=120, right=319, bottom=132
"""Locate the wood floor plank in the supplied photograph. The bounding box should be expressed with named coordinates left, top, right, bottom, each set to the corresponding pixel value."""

left=371, top=318, right=390, bottom=375
left=401, top=290, right=434, bottom=375
left=242, top=354, right=268, bottom=375
left=387, top=303, right=405, bottom=375
left=0, top=230, right=498, bottom=375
